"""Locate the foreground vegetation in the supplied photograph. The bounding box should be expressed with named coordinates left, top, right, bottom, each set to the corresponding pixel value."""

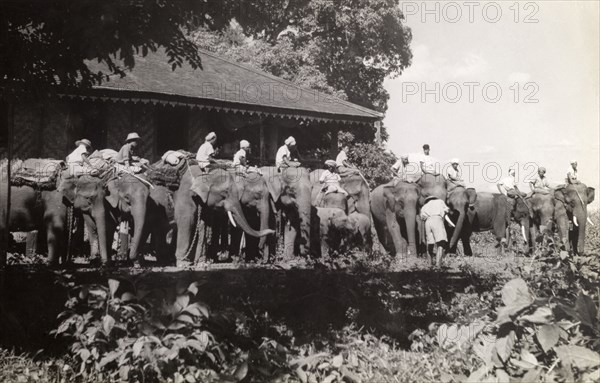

left=1, top=214, right=599, bottom=383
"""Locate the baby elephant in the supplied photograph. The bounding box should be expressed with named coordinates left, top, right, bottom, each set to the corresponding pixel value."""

left=346, top=212, right=372, bottom=251
left=312, top=207, right=356, bottom=257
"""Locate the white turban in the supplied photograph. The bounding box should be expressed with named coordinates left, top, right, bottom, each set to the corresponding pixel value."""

left=450, top=158, right=460, bottom=164
left=240, top=140, right=250, bottom=148
left=285, top=136, right=296, bottom=146
left=205, top=132, right=216, bottom=141
left=570, top=159, right=577, bottom=164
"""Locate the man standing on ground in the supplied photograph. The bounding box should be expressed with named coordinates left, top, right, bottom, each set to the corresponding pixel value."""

left=420, top=196, right=454, bottom=268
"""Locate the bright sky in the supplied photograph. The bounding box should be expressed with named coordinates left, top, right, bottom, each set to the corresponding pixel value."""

left=384, top=1, right=599, bottom=202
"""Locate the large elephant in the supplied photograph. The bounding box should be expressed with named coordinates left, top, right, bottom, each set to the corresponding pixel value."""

left=309, top=170, right=370, bottom=215
left=311, top=207, right=355, bottom=257
left=59, top=170, right=150, bottom=265
left=371, top=180, right=420, bottom=257
left=0, top=184, right=67, bottom=265
left=260, top=166, right=312, bottom=258
left=144, top=184, right=176, bottom=265
left=174, top=166, right=274, bottom=263
left=463, top=192, right=510, bottom=256
left=446, top=186, right=477, bottom=254
left=508, top=192, right=555, bottom=254
left=553, top=184, right=595, bottom=254
left=229, top=171, right=272, bottom=261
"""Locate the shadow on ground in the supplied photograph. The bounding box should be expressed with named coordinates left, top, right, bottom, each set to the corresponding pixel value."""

left=0, top=265, right=497, bottom=354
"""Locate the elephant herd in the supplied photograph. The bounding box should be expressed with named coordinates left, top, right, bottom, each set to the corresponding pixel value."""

left=0, top=155, right=595, bottom=268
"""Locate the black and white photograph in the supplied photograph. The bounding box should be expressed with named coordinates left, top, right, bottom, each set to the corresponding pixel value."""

left=0, top=1, right=599, bottom=382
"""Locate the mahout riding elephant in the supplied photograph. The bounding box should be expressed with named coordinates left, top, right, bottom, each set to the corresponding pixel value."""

left=553, top=183, right=595, bottom=254
left=507, top=192, right=556, bottom=254
left=174, top=166, right=274, bottom=263
left=0, top=184, right=67, bottom=265
left=462, top=192, right=510, bottom=256
left=260, top=166, right=312, bottom=258
left=445, top=186, right=477, bottom=254
left=229, top=171, right=272, bottom=261
left=371, top=180, right=420, bottom=257
left=309, top=169, right=370, bottom=215
left=346, top=212, right=372, bottom=251
left=59, top=169, right=150, bottom=266
left=311, top=207, right=355, bottom=257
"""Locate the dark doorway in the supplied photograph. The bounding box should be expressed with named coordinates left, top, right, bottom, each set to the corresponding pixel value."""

left=156, top=106, right=189, bottom=154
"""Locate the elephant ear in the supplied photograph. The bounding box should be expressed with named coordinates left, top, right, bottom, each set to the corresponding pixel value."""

left=587, top=187, right=595, bottom=204
left=105, top=182, right=120, bottom=209
left=190, top=174, right=211, bottom=203
left=265, top=175, right=282, bottom=202
left=467, top=188, right=477, bottom=205
left=57, top=177, right=76, bottom=204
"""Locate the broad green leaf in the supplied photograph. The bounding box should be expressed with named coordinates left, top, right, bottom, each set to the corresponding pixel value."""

left=581, top=368, right=600, bottom=383
left=555, top=346, right=600, bottom=369
left=322, top=375, right=336, bottom=383
left=103, top=315, right=115, bottom=335
left=97, top=351, right=120, bottom=368
left=495, top=369, right=510, bottom=383
left=174, top=294, right=190, bottom=312
left=120, top=292, right=135, bottom=302
left=184, top=339, right=205, bottom=352
left=133, top=339, right=145, bottom=357
left=466, top=365, right=488, bottom=383
left=521, top=367, right=541, bottom=382
left=233, top=361, right=248, bottom=381
left=501, top=278, right=534, bottom=307
left=473, top=337, right=495, bottom=366
left=184, top=302, right=210, bottom=318
left=296, top=367, right=307, bottom=383
left=521, top=349, right=538, bottom=366
left=332, top=354, right=343, bottom=368
left=537, top=324, right=559, bottom=353
left=108, top=279, right=120, bottom=298
left=79, top=348, right=91, bottom=362
left=521, top=306, right=553, bottom=324
left=495, top=330, right=516, bottom=363
left=576, top=293, right=598, bottom=330
left=176, top=313, right=195, bottom=325
left=185, top=373, right=196, bottom=383
left=119, top=365, right=130, bottom=381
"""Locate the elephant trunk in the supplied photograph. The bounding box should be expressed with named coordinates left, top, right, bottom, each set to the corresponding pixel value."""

left=405, top=208, right=417, bottom=256
left=449, top=209, right=465, bottom=249
left=225, top=201, right=273, bottom=238
left=573, top=207, right=587, bottom=254
left=258, top=195, right=270, bottom=250
left=127, top=200, right=147, bottom=261
left=92, top=204, right=109, bottom=264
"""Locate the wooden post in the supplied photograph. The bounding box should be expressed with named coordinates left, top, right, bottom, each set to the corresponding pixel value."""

left=374, top=120, right=382, bottom=145
left=259, top=121, right=265, bottom=166
left=330, top=125, right=339, bottom=158
left=1, top=102, right=13, bottom=267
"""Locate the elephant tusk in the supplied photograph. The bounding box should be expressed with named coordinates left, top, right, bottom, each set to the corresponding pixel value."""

left=227, top=211, right=237, bottom=228
left=444, top=215, right=456, bottom=228
left=573, top=216, right=579, bottom=227
left=587, top=217, right=595, bottom=226
left=521, top=225, right=527, bottom=242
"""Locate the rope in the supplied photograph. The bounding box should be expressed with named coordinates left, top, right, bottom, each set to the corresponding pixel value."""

left=66, top=206, right=73, bottom=262
left=183, top=206, right=202, bottom=262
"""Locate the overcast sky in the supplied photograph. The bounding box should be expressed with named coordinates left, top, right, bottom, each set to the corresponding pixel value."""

left=384, top=1, right=599, bottom=202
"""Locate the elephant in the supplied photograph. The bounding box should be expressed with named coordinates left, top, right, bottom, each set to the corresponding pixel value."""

left=309, top=169, right=370, bottom=215
left=445, top=186, right=477, bottom=254
left=143, top=184, right=177, bottom=265
left=174, top=166, right=274, bottom=263
left=59, top=170, right=150, bottom=265
left=311, top=207, right=355, bottom=257
left=507, top=192, right=556, bottom=254
left=0, top=184, right=67, bottom=265
left=260, top=166, right=312, bottom=258
left=228, top=171, right=272, bottom=261
left=371, top=180, right=420, bottom=257
left=346, top=212, right=372, bottom=251
left=463, top=192, right=511, bottom=256
left=553, top=184, right=595, bottom=254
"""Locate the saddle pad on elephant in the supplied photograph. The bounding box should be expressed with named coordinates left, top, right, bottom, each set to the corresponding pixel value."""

left=11, top=158, right=65, bottom=190
left=147, top=157, right=188, bottom=189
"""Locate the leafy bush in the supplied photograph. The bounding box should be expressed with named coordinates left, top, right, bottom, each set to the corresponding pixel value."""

left=339, top=131, right=397, bottom=189
left=52, top=279, right=244, bottom=383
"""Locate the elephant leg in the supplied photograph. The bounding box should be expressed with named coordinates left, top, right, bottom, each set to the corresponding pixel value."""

left=284, top=222, right=297, bottom=259
left=83, top=214, right=99, bottom=260
left=461, top=235, right=473, bottom=257
left=175, top=200, right=197, bottom=261
left=385, top=209, right=405, bottom=259
left=45, top=214, right=65, bottom=266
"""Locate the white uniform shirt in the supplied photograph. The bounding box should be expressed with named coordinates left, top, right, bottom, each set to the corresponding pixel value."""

left=319, top=170, right=342, bottom=184
left=66, top=144, right=89, bottom=164
left=447, top=166, right=462, bottom=181
left=566, top=166, right=577, bottom=181
left=420, top=199, right=449, bottom=220
left=336, top=150, right=348, bottom=167
left=233, top=149, right=247, bottom=166
left=275, top=145, right=291, bottom=167
left=196, top=142, right=215, bottom=168
left=392, top=159, right=420, bottom=182
left=498, top=175, right=516, bottom=194
left=420, top=154, right=438, bottom=174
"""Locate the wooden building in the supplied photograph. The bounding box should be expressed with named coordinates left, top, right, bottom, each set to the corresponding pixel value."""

left=1, top=49, right=382, bottom=165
